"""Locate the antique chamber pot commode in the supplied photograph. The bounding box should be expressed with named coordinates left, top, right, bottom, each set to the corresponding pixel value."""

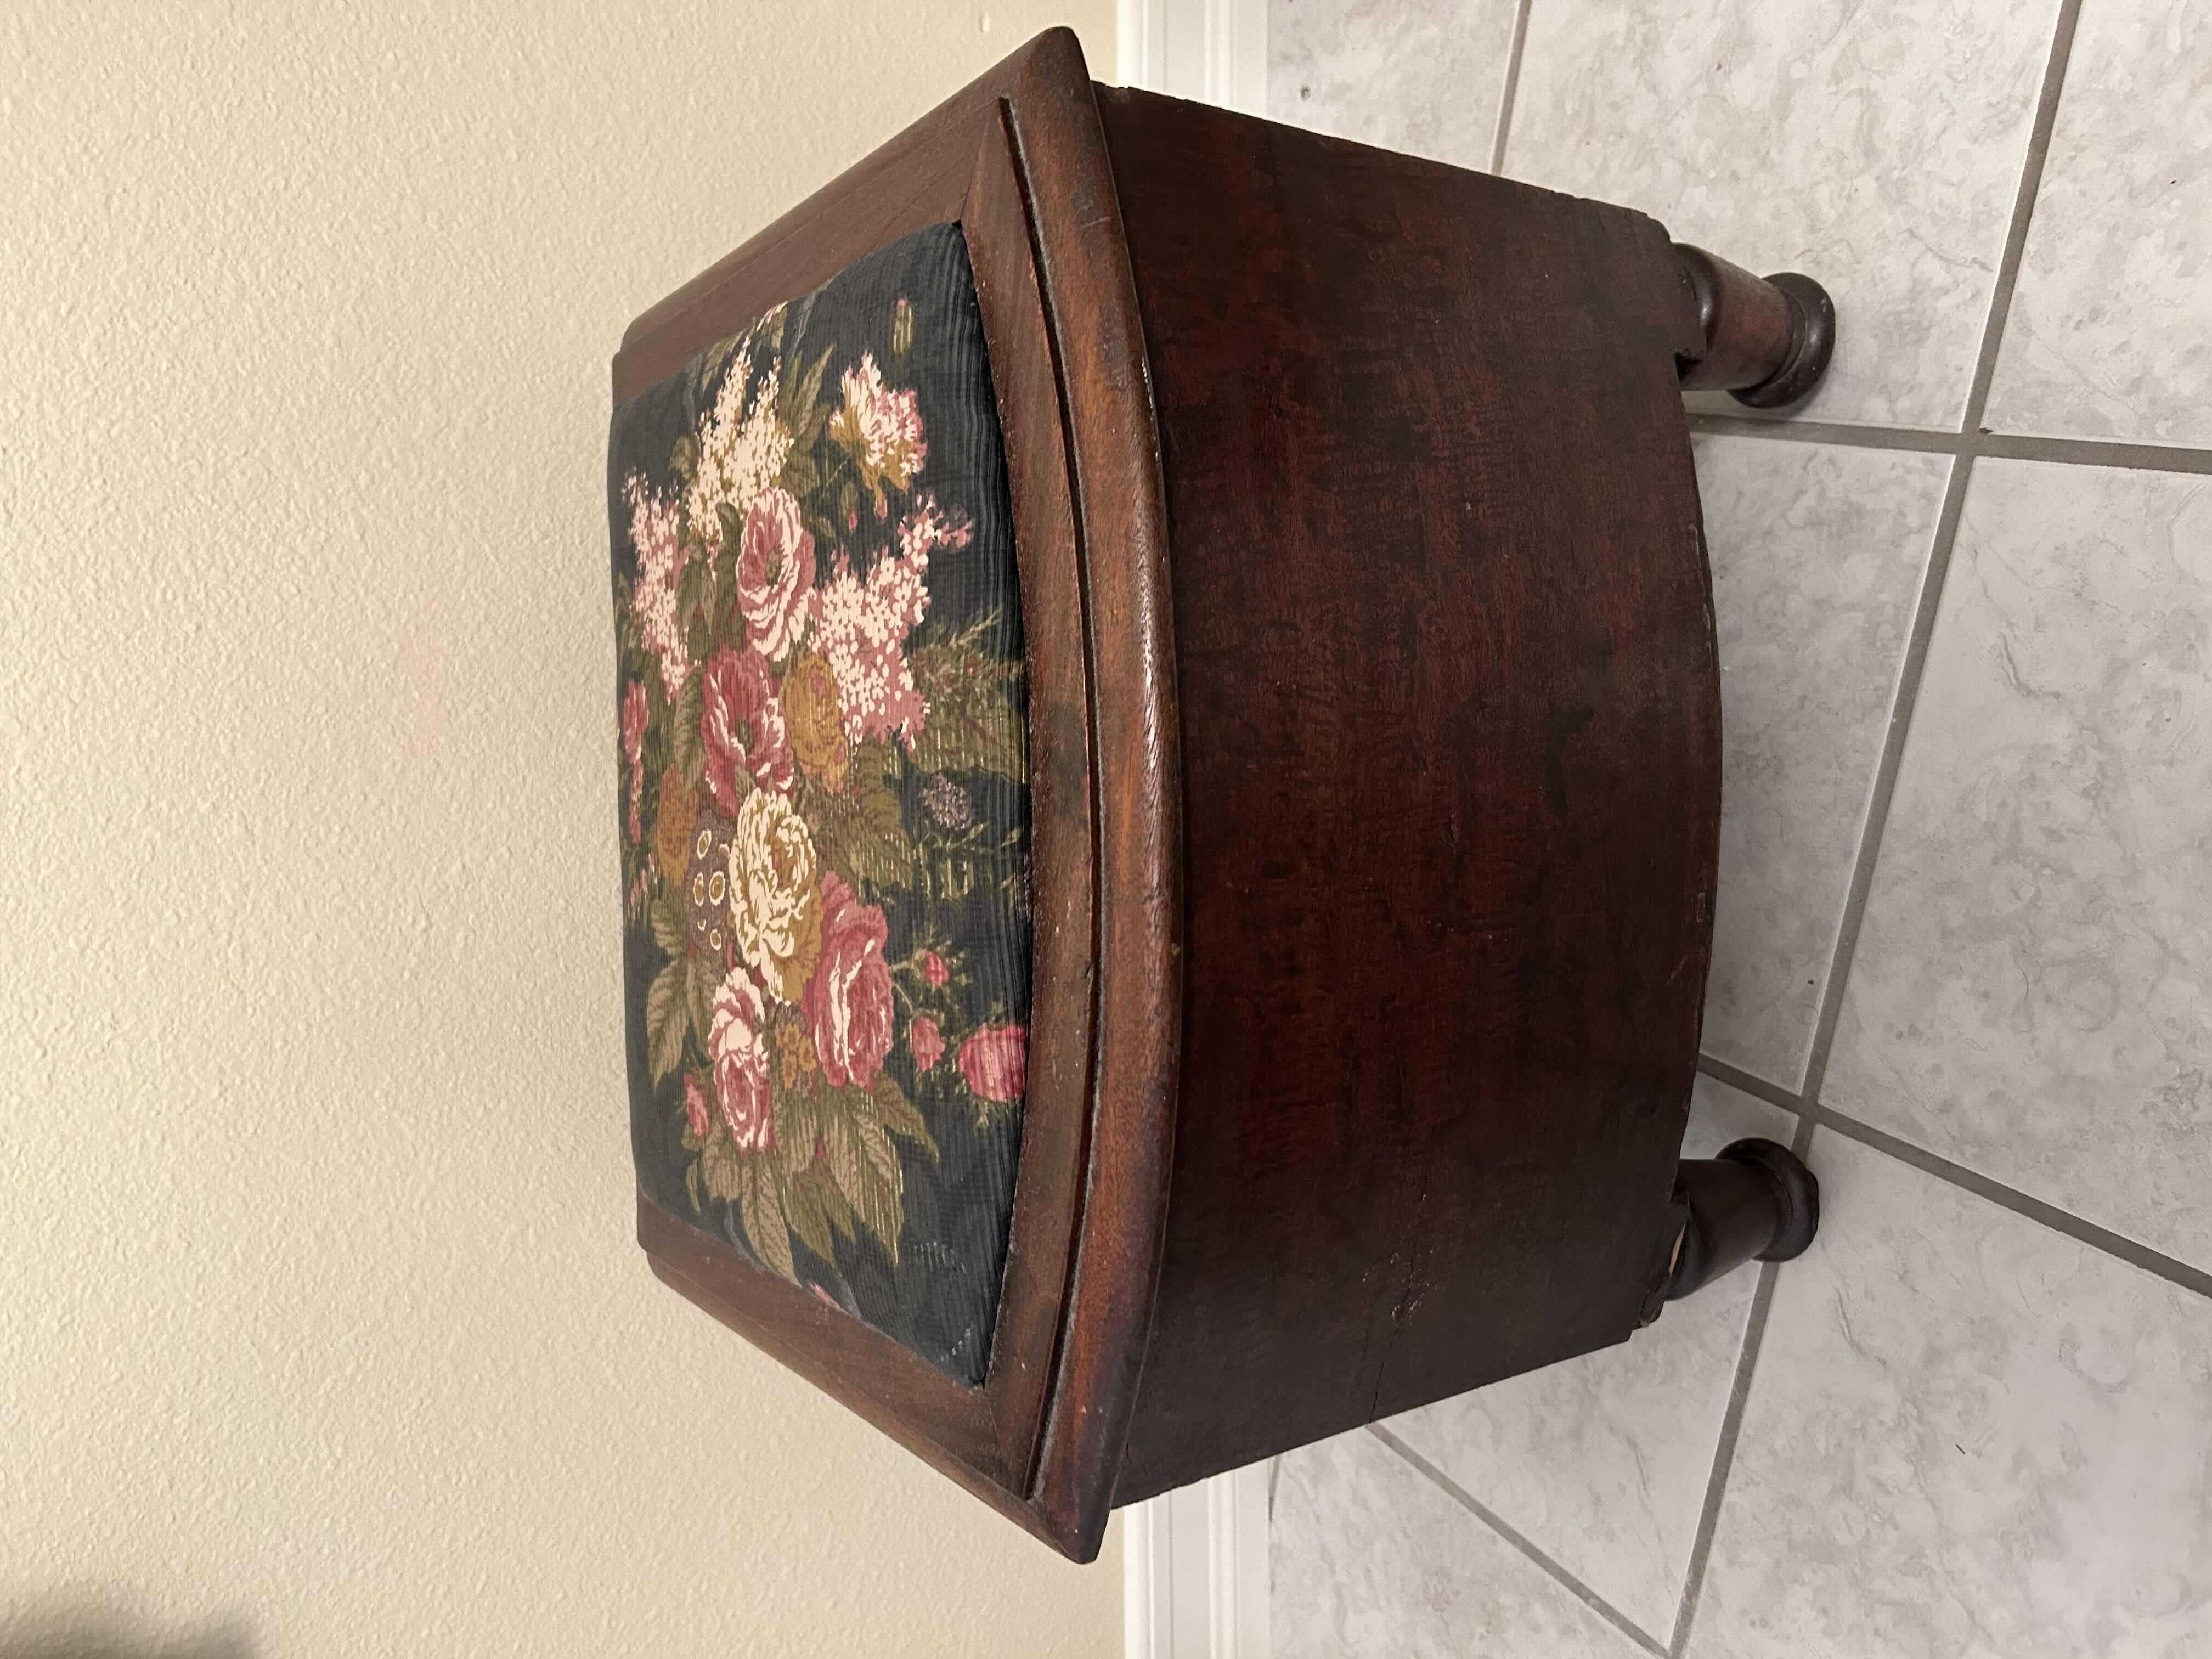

left=605, top=31, right=1829, bottom=1563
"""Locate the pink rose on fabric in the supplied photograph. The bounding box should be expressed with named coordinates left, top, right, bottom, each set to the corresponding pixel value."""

left=957, top=1024, right=1026, bottom=1104
left=736, top=488, right=816, bottom=662
left=709, top=968, right=773, bottom=1150
left=922, top=950, right=949, bottom=986
left=910, top=1014, right=944, bottom=1073
left=684, top=1074, right=710, bottom=1139
left=700, top=645, right=793, bottom=813
left=802, top=871, right=894, bottom=1088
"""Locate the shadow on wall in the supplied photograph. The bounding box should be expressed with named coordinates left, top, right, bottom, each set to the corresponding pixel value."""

left=0, top=1598, right=254, bottom=1659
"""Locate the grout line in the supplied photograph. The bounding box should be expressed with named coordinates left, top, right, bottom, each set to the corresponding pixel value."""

left=1693, top=1051, right=2212, bottom=1305
left=1369, top=1425, right=1669, bottom=1657
left=1686, top=413, right=1962, bottom=454
left=1691, top=413, right=2212, bottom=477
left=1788, top=1103, right=1819, bottom=1163
left=1487, top=0, right=1534, bottom=176
left=1977, top=432, right=2212, bottom=476
left=1796, top=0, right=2085, bottom=1107
left=1811, top=1107, right=2212, bottom=1302
left=1696, top=1053, right=1807, bottom=1120
left=1955, top=0, right=2085, bottom=441
left=1666, top=1259, right=1780, bottom=1657
left=1793, top=447, right=1971, bottom=1098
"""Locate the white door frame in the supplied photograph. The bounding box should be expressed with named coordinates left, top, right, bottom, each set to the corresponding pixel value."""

left=1117, top=0, right=1269, bottom=114
left=1123, top=1458, right=1272, bottom=1659
left=1111, top=3, right=1272, bottom=1652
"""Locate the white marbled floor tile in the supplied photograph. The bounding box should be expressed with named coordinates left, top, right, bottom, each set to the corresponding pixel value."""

left=1505, top=0, right=2059, bottom=429
left=1694, top=436, right=1945, bottom=1088
left=1987, top=0, right=2212, bottom=447
left=1272, top=1429, right=1649, bottom=1658
left=1691, top=1132, right=2212, bottom=1658
left=1267, top=0, right=1521, bottom=171
left=1824, top=460, right=2212, bottom=1272
left=1384, top=1077, right=1795, bottom=1644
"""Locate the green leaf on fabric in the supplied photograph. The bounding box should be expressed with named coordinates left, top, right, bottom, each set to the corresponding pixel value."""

left=686, top=952, right=717, bottom=1053
left=646, top=957, right=688, bottom=1082
left=821, top=1092, right=904, bottom=1263
left=866, top=1072, right=937, bottom=1163
left=813, top=1165, right=857, bottom=1245
left=854, top=1114, right=902, bottom=1199
left=677, top=555, right=710, bottom=631
left=740, top=1165, right=797, bottom=1283
left=909, top=630, right=1026, bottom=782
left=782, top=1165, right=836, bottom=1265
left=707, top=522, right=741, bottom=621
left=670, top=670, right=705, bottom=790
left=692, top=334, right=737, bottom=401
left=649, top=884, right=689, bottom=957
left=802, top=760, right=912, bottom=894
left=668, top=433, right=698, bottom=482
left=775, top=1080, right=821, bottom=1182
left=698, top=1135, right=745, bottom=1204
left=781, top=346, right=835, bottom=443
left=819, top=1110, right=862, bottom=1212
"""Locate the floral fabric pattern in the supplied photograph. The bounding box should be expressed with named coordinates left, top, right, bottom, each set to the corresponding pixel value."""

left=609, top=225, right=1030, bottom=1386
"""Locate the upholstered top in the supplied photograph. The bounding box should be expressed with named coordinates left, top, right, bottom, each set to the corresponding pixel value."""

left=608, top=224, right=1030, bottom=1386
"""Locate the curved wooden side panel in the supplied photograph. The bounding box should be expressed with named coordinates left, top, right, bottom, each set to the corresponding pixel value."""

left=1095, top=90, right=1722, bottom=1502
left=996, top=35, right=1184, bottom=1563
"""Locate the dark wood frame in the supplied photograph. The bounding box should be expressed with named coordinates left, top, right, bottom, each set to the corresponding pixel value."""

left=617, top=31, right=1176, bottom=1561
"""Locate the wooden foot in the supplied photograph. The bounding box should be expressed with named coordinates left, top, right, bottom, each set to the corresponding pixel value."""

left=1663, top=1138, right=1820, bottom=1301
left=1672, top=245, right=1837, bottom=408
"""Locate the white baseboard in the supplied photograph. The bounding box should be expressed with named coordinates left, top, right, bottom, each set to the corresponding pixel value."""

left=1113, top=3, right=1273, bottom=1651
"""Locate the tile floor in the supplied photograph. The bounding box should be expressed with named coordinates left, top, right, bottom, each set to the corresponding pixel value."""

left=1264, top=0, right=2212, bottom=1652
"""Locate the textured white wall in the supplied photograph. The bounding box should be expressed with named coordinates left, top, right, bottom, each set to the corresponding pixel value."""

left=0, top=5, right=1119, bottom=1654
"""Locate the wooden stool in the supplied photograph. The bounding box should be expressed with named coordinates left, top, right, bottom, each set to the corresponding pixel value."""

left=607, top=28, right=1827, bottom=1563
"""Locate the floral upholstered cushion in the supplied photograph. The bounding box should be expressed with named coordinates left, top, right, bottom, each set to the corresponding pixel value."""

left=608, top=224, right=1030, bottom=1386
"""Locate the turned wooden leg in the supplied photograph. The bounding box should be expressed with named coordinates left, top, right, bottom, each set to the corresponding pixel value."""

left=1672, top=244, right=1837, bottom=408
left=1663, top=1138, right=1820, bottom=1301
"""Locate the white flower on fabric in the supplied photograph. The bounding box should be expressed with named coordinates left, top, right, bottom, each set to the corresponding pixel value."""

left=687, top=336, right=792, bottom=558
left=626, top=475, right=689, bottom=700
left=807, top=495, right=974, bottom=750
left=726, top=788, right=821, bottom=1005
